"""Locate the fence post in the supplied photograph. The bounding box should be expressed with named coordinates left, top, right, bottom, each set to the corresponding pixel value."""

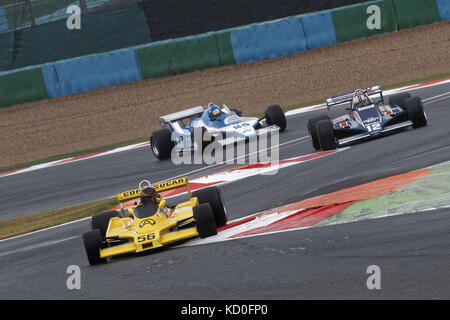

left=25, top=0, right=35, bottom=27
left=79, top=0, right=88, bottom=15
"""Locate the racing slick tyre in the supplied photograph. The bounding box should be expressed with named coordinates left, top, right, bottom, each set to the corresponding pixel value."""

left=265, top=104, right=287, bottom=132
left=91, top=211, right=120, bottom=237
left=82, top=229, right=106, bottom=265
left=191, top=127, right=213, bottom=155
left=405, top=97, right=427, bottom=128
left=150, top=128, right=174, bottom=160
left=316, top=119, right=337, bottom=151
left=231, top=109, right=243, bottom=117
left=193, top=203, right=218, bottom=238
left=307, top=115, right=330, bottom=150
left=389, top=92, right=411, bottom=117
left=192, top=186, right=228, bottom=227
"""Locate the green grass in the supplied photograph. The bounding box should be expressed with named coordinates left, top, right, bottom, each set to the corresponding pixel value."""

left=1, top=72, right=449, bottom=240
left=1, top=72, right=449, bottom=174
left=0, top=136, right=148, bottom=173
left=284, top=72, right=450, bottom=112
left=251, top=72, right=450, bottom=117
left=0, top=197, right=118, bottom=240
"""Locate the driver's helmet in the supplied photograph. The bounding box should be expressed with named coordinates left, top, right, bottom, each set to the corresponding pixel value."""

left=208, top=103, right=222, bottom=120
left=140, top=186, right=158, bottom=204
left=352, top=90, right=371, bottom=108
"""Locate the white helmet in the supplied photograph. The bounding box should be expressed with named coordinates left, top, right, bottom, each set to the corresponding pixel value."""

left=352, top=90, right=370, bottom=108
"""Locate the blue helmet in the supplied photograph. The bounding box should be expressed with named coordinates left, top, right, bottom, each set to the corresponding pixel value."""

left=208, top=104, right=222, bottom=119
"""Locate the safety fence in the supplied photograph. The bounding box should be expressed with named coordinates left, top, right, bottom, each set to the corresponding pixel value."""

left=0, top=0, right=449, bottom=109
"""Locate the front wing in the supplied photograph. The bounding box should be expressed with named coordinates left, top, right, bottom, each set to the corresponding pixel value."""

left=337, top=120, right=413, bottom=146
left=216, top=125, right=280, bottom=146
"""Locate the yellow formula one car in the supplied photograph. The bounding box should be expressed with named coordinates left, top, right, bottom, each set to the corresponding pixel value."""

left=82, top=177, right=227, bottom=265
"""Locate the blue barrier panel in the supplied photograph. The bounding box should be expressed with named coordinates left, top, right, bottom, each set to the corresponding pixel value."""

left=0, top=8, right=8, bottom=34
left=230, top=17, right=307, bottom=64
left=42, top=64, right=63, bottom=98
left=49, top=49, right=142, bottom=96
left=301, top=11, right=337, bottom=50
left=437, top=0, right=450, bottom=20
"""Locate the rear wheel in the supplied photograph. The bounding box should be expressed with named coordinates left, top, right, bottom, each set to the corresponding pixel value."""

left=231, top=109, right=243, bottom=117
left=405, top=97, right=427, bottom=128
left=194, top=203, right=217, bottom=238
left=150, top=128, right=174, bottom=160
left=389, top=92, right=411, bottom=110
left=191, top=127, right=212, bottom=154
left=265, top=104, right=286, bottom=131
left=91, top=211, right=120, bottom=237
left=317, top=119, right=337, bottom=150
left=82, top=230, right=106, bottom=265
left=307, top=115, right=330, bottom=150
left=192, top=186, right=228, bottom=227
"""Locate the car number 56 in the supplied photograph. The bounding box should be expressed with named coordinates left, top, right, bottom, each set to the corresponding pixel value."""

left=137, top=233, right=155, bottom=242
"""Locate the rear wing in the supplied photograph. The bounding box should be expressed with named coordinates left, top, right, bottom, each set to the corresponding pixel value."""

left=158, top=106, right=206, bottom=127
left=325, top=85, right=383, bottom=108
left=117, top=177, right=191, bottom=203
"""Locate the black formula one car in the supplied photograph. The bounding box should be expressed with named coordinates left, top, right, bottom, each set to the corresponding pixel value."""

left=307, top=86, right=427, bottom=151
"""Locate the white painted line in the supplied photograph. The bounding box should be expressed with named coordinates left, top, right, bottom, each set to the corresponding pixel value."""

left=422, top=91, right=450, bottom=102
left=0, top=217, right=90, bottom=244
left=167, top=135, right=309, bottom=182
left=0, top=149, right=347, bottom=243
left=1, top=78, right=449, bottom=179
left=0, top=236, right=79, bottom=258
left=179, top=205, right=450, bottom=249
left=285, top=79, right=450, bottom=117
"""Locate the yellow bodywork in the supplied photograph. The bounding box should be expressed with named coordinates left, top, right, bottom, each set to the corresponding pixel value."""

left=100, top=178, right=199, bottom=259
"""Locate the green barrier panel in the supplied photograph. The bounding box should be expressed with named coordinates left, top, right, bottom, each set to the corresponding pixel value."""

left=0, top=67, right=48, bottom=108
left=137, top=34, right=223, bottom=79
left=393, top=0, right=441, bottom=29
left=215, top=31, right=237, bottom=67
left=0, top=31, right=13, bottom=71
left=331, top=0, right=398, bottom=43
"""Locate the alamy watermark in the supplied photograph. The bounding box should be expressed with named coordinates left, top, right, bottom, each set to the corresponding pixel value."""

left=170, top=129, right=280, bottom=175
left=66, top=265, right=81, bottom=290
left=66, top=5, right=81, bottom=30
left=366, top=265, right=381, bottom=290
left=366, top=5, right=381, bottom=30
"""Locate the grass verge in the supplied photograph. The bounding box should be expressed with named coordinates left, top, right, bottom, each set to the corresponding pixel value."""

left=0, top=197, right=118, bottom=240
left=1, top=72, right=449, bottom=174
left=0, top=136, right=148, bottom=174
left=0, top=72, right=449, bottom=240
left=283, top=72, right=450, bottom=113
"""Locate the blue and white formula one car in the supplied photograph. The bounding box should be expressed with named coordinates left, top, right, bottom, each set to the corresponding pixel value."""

left=307, top=86, right=427, bottom=151
left=150, top=103, right=286, bottom=160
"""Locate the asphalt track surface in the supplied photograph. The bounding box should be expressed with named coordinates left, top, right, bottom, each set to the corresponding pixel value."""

left=0, top=83, right=449, bottom=299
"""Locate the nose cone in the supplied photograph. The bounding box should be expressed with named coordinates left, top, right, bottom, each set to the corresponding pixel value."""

left=236, top=125, right=256, bottom=138
left=137, top=217, right=158, bottom=232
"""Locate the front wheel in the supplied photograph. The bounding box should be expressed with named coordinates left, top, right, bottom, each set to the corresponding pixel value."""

left=389, top=92, right=411, bottom=109
left=307, top=115, right=330, bottom=150
left=265, top=104, right=286, bottom=131
left=194, top=203, right=217, bottom=238
left=316, top=119, right=337, bottom=151
left=192, top=186, right=228, bottom=227
left=405, top=97, right=427, bottom=128
left=91, top=211, right=120, bottom=237
left=150, top=128, right=174, bottom=160
left=82, top=230, right=106, bottom=265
